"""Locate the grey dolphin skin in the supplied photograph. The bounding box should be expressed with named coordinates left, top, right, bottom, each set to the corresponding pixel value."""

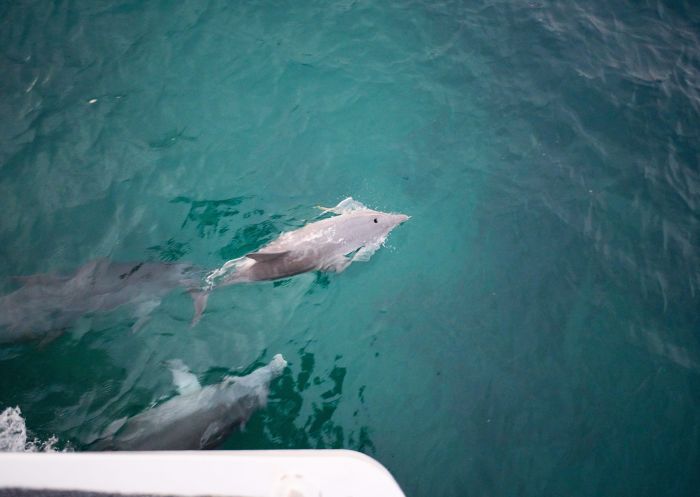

left=0, top=258, right=203, bottom=343
left=193, top=198, right=409, bottom=323
left=90, top=354, right=287, bottom=450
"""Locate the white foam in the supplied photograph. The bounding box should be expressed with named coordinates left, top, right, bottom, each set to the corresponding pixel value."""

left=204, top=256, right=253, bottom=288
left=0, top=407, right=63, bottom=452
left=352, top=235, right=388, bottom=262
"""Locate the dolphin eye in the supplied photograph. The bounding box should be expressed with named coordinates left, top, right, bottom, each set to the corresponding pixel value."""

left=373, top=218, right=378, bottom=223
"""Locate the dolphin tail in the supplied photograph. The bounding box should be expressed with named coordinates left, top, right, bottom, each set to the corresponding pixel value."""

left=189, top=289, right=210, bottom=327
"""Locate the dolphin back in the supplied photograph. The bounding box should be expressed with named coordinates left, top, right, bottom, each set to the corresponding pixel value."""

left=91, top=354, right=287, bottom=451
left=0, top=259, right=204, bottom=343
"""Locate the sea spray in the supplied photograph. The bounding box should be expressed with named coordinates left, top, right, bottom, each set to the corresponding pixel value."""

left=0, top=407, right=64, bottom=452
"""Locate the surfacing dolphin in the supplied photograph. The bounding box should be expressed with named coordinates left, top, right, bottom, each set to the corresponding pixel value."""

left=0, top=258, right=203, bottom=344
left=192, top=198, right=409, bottom=323
left=90, top=354, right=287, bottom=450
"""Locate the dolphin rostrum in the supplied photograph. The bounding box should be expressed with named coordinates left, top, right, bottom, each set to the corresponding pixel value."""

left=193, top=198, right=409, bottom=323
left=0, top=258, right=203, bottom=343
left=90, top=354, right=287, bottom=450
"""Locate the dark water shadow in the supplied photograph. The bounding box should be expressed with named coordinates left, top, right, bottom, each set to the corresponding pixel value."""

left=171, top=195, right=248, bottom=238
left=147, top=238, right=191, bottom=262
left=224, top=347, right=375, bottom=454
left=0, top=330, right=126, bottom=448
left=218, top=219, right=282, bottom=260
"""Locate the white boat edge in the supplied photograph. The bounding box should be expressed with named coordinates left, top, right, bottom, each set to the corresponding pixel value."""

left=0, top=449, right=406, bottom=497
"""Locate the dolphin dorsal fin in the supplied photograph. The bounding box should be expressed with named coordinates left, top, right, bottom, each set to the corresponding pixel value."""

left=166, top=359, right=201, bottom=395
left=246, top=251, right=290, bottom=262
left=315, top=197, right=368, bottom=216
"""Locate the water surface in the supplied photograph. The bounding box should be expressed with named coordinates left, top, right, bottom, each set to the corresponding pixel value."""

left=1, top=1, right=699, bottom=496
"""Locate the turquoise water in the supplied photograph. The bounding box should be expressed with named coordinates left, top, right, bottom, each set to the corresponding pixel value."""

left=1, top=0, right=699, bottom=495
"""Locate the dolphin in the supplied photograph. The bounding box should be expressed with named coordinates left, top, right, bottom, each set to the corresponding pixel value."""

left=90, top=354, right=287, bottom=450
left=0, top=258, right=203, bottom=343
left=193, top=198, right=409, bottom=323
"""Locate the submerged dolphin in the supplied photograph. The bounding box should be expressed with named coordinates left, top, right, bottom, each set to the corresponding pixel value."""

left=0, top=258, right=202, bottom=343
left=90, top=354, right=287, bottom=450
left=193, top=198, right=409, bottom=323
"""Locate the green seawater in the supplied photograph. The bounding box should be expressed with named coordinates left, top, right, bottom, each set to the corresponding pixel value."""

left=1, top=1, right=699, bottom=496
